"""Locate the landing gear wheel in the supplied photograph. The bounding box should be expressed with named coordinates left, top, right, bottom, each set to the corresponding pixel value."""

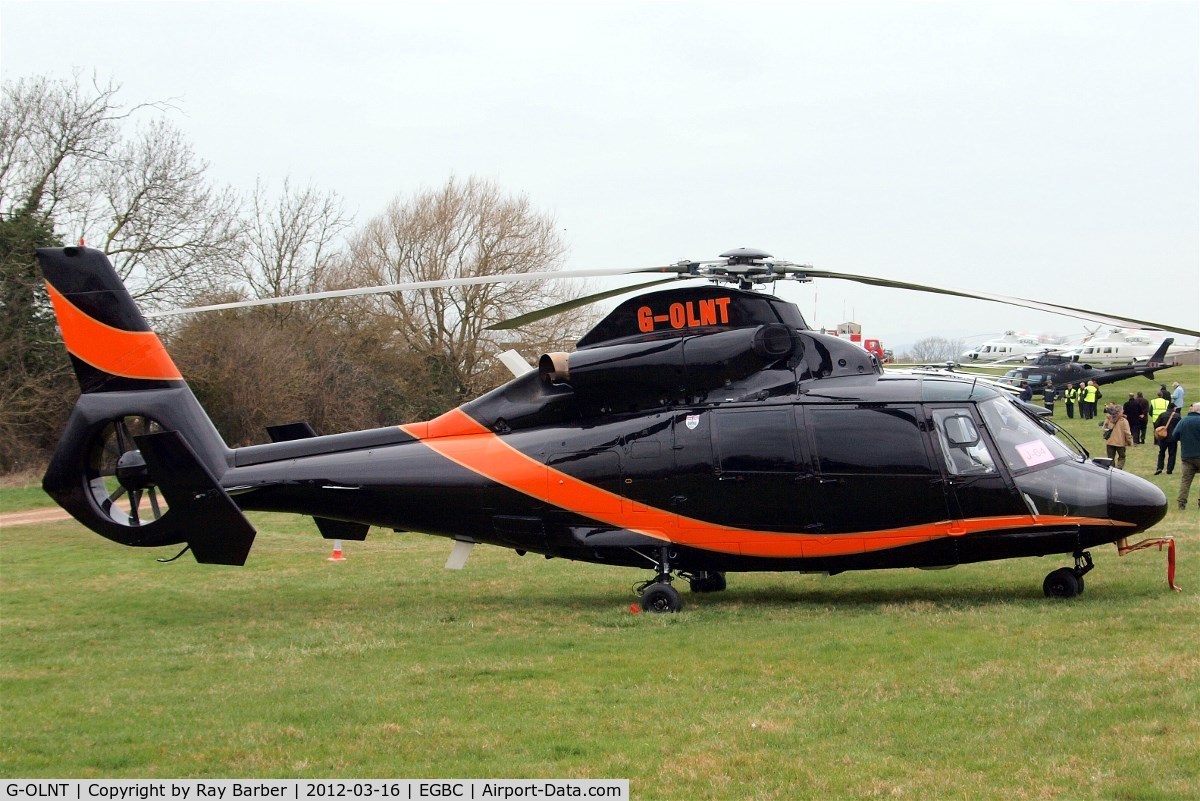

left=689, top=572, right=727, bottom=593
left=1043, top=567, right=1082, bottom=599
left=641, top=583, right=682, bottom=613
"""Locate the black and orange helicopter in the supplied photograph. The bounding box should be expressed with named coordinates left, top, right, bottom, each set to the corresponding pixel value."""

left=36, top=246, right=1196, bottom=611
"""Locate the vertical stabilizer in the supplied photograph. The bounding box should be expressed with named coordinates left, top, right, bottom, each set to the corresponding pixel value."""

left=36, top=247, right=248, bottom=559
left=38, top=246, right=183, bottom=393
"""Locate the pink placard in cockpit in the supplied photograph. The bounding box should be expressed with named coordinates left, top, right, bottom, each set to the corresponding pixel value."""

left=1015, top=440, right=1055, bottom=468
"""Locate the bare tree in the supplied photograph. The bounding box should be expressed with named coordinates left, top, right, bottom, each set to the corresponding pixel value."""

left=907, top=336, right=966, bottom=363
left=0, top=73, right=142, bottom=470
left=241, top=178, right=352, bottom=321
left=0, top=72, right=243, bottom=467
left=348, top=176, right=593, bottom=399
left=87, top=119, right=244, bottom=307
left=1, top=73, right=243, bottom=310
left=0, top=72, right=137, bottom=221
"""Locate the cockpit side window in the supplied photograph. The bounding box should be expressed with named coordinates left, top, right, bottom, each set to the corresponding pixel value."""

left=932, top=409, right=996, bottom=475
left=978, top=397, right=1074, bottom=473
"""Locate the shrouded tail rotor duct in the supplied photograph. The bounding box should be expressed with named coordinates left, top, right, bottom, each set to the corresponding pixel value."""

left=539, top=324, right=798, bottom=397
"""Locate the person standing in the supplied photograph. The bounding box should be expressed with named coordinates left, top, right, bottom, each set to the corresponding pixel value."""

left=1042, top=381, right=1057, bottom=415
left=1168, top=402, right=1200, bottom=510
left=1064, top=383, right=1077, bottom=419
left=1172, top=382, right=1185, bottom=410
left=1102, top=404, right=1134, bottom=470
left=1019, top=381, right=1033, bottom=403
left=1154, top=404, right=1181, bottom=476
left=1084, top=380, right=1101, bottom=420
left=1135, top=392, right=1151, bottom=444
left=1123, top=394, right=1141, bottom=445
left=1149, top=391, right=1171, bottom=437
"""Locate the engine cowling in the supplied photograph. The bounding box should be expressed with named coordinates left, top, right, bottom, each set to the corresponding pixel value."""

left=539, top=324, right=798, bottom=397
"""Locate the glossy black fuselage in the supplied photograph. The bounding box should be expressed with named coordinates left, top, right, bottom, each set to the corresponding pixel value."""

left=223, top=367, right=1166, bottom=574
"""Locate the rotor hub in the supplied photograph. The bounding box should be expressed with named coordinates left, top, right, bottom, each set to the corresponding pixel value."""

left=115, top=450, right=156, bottom=492
left=719, top=247, right=773, bottom=265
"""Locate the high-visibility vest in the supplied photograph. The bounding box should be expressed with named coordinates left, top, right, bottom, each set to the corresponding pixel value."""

left=1149, top=396, right=1171, bottom=420
left=1083, top=385, right=1098, bottom=403
left=1065, top=387, right=1079, bottom=403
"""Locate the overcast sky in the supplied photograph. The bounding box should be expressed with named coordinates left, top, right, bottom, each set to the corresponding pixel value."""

left=3, top=1, right=1197, bottom=349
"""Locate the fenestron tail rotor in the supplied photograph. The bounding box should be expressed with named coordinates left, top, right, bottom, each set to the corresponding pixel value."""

left=85, top=415, right=171, bottom=528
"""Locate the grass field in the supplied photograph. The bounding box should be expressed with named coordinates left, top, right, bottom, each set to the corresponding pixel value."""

left=2, top=369, right=1198, bottom=799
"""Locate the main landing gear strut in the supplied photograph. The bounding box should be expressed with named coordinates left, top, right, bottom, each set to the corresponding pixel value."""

left=1043, top=551, right=1093, bottom=599
left=635, top=547, right=726, bottom=613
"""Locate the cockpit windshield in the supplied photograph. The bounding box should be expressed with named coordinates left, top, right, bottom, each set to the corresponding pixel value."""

left=978, top=396, right=1075, bottom=473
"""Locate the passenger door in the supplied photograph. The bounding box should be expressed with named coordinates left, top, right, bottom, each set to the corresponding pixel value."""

left=803, top=405, right=949, bottom=534
left=706, top=407, right=808, bottom=532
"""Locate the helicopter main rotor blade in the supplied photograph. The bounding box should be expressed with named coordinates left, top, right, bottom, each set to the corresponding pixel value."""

left=145, top=263, right=710, bottom=318
left=798, top=268, right=1200, bottom=338
left=144, top=250, right=1197, bottom=338
left=486, top=277, right=683, bottom=331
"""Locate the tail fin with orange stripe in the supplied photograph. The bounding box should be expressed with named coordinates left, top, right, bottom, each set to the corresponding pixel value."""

left=39, top=246, right=184, bottom=393
left=36, top=247, right=253, bottom=564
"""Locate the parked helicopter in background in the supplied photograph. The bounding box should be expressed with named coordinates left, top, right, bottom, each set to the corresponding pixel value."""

left=35, top=246, right=1193, bottom=612
left=996, top=339, right=1177, bottom=391
left=1061, top=329, right=1198, bottom=365
left=960, top=331, right=1056, bottom=363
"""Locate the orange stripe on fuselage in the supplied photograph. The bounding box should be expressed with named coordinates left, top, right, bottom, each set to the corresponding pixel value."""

left=403, top=409, right=1130, bottom=559
left=45, top=283, right=182, bottom=381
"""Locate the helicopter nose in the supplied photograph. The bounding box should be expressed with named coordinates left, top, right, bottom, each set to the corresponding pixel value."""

left=1108, top=468, right=1167, bottom=534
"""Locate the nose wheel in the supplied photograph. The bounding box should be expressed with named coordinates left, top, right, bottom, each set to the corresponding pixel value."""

left=1043, top=551, right=1093, bottom=599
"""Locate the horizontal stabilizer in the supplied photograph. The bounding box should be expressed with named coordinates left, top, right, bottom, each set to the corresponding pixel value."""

left=314, top=517, right=370, bottom=540
left=136, top=430, right=257, bottom=565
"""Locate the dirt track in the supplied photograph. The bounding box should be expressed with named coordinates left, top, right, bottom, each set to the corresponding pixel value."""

left=1, top=507, right=74, bottom=527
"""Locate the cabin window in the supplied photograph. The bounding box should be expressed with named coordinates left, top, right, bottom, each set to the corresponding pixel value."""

left=713, top=409, right=795, bottom=472
left=809, top=407, right=932, bottom=474
left=932, top=409, right=996, bottom=475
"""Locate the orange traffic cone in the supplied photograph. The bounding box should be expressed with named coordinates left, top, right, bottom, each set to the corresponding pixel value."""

left=327, top=539, right=346, bottom=562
